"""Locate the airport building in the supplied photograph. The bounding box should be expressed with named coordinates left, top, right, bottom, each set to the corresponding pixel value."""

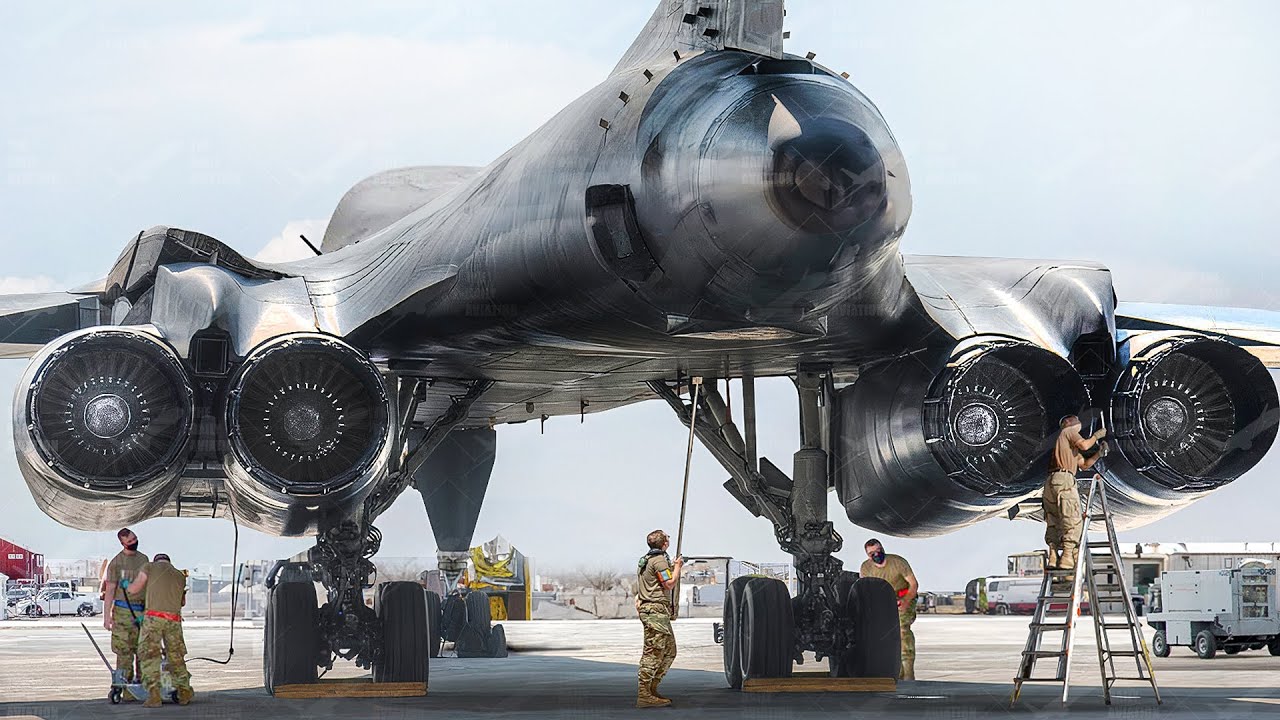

left=0, top=536, right=44, bottom=583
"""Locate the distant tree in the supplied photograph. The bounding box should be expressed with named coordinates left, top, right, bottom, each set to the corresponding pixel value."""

left=573, top=566, right=626, bottom=592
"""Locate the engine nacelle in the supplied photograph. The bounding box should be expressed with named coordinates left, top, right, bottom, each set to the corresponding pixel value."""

left=835, top=337, right=1088, bottom=536
left=13, top=327, right=194, bottom=529
left=1102, top=332, right=1278, bottom=527
left=223, top=333, right=392, bottom=535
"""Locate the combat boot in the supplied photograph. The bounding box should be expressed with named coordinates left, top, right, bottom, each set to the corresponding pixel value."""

left=636, top=687, right=670, bottom=708
left=142, top=688, right=163, bottom=708
left=176, top=687, right=195, bottom=705
left=649, top=681, right=671, bottom=703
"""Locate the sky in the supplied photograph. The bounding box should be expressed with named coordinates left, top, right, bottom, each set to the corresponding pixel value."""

left=1, top=1, right=1279, bottom=590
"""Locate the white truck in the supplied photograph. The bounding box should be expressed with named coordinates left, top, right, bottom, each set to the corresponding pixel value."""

left=1145, top=566, right=1280, bottom=659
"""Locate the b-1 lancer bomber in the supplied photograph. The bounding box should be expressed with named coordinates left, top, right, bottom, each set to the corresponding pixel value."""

left=4, top=0, right=1278, bottom=690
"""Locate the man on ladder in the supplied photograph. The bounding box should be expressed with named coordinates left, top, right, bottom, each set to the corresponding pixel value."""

left=1045, top=416, right=1107, bottom=571
left=1012, top=415, right=1159, bottom=707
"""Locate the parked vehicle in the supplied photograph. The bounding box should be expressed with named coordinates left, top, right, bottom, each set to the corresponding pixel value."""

left=1146, top=566, right=1280, bottom=659
left=985, top=576, right=1041, bottom=615
left=16, top=589, right=102, bottom=617
left=980, top=574, right=1144, bottom=617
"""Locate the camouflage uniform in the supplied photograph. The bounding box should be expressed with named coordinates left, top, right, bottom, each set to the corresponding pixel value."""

left=861, top=553, right=917, bottom=680
left=1043, top=471, right=1082, bottom=570
left=105, top=550, right=149, bottom=681
left=1045, top=424, right=1089, bottom=570
left=636, top=551, right=677, bottom=702
left=137, top=559, right=192, bottom=697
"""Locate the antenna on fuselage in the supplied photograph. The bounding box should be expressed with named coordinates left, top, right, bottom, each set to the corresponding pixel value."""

left=299, top=234, right=323, bottom=256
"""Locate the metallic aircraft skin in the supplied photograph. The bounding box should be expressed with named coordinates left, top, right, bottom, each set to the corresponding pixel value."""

left=4, top=0, right=1279, bottom=544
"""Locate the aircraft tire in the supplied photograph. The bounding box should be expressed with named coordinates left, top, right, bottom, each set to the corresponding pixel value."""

left=465, top=590, right=492, bottom=635
left=487, top=623, right=508, bottom=658
left=739, top=577, right=794, bottom=681
left=1268, top=636, right=1280, bottom=656
left=263, top=581, right=319, bottom=694
left=373, top=582, right=429, bottom=683
left=722, top=576, right=755, bottom=688
left=441, top=594, right=467, bottom=642
left=424, top=590, right=442, bottom=658
left=850, top=577, right=901, bottom=678
left=828, top=572, right=862, bottom=678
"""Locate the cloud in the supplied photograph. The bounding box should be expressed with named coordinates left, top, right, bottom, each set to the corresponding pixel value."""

left=0, top=275, right=60, bottom=294
left=255, top=219, right=328, bottom=263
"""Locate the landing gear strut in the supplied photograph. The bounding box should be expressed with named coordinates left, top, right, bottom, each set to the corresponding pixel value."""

left=262, top=379, right=496, bottom=693
left=650, top=370, right=900, bottom=684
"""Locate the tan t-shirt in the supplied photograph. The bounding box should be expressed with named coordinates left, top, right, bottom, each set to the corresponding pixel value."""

left=140, top=561, right=186, bottom=616
left=860, top=554, right=914, bottom=594
left=1053, top=425, right=1087, bottom=473
left=637, top=552, right=674, bottom=606
left=106, top=550, right=150, bottom=603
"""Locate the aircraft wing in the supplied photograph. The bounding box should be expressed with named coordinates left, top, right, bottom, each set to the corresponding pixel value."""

left=1116, top=301, right=1280, bottom=368
left=0, top=292, right=99, bottom=360
left=613, top=0, right=785, bottom=75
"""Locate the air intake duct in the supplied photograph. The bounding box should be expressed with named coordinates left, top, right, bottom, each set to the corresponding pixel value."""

left=13, top=327, right=194, bottom=528
left=224, top=333, right=391, bottom=535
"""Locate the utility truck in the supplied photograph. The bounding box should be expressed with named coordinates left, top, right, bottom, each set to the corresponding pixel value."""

left=1146, top=566, right=1280, bottom=659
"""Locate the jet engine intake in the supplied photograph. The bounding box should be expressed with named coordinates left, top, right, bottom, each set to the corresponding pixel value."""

left=835, top=337, right=1088, bottom=536
left=224, top=333, right=391, bottom=535
left=13, top=327, right=194, bottom=529
left=1101, top=332, right=1278, bottom=526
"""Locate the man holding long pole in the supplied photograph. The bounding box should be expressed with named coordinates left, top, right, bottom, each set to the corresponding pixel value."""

left=635, top=530, right=683, bottom=708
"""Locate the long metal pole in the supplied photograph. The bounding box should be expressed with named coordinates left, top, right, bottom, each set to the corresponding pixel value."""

left=672, top=377, right=702, bottom=618
left=675, top=377, right=702, bottom=559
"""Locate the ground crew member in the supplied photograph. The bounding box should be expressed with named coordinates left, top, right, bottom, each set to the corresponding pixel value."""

left=860, top=538, right=919, bottom=681
left=130, top=552, right=194, bottom=708
left=1045, top=416, right=1107, bottom=571
left=103, top=527, right=148, bottom=685
left=635, top=529, right=683, bottom=708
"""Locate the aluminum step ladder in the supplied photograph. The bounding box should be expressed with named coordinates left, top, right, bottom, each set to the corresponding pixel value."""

left=1011, top=473, right=1161, bottom=706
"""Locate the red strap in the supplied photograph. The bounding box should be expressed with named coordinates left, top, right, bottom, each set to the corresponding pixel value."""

left=145, top=610, right=182, bottom=622
left=897, top=588, right=910, bottom=598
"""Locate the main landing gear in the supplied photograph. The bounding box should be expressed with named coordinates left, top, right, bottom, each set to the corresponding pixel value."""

left=650, top=370, right=900, bottom=686
left=261, top=379, right=508, bottom=693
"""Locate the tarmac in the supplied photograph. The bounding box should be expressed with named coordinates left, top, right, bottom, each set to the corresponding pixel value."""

left=1, top=615, right=1278, bottom=718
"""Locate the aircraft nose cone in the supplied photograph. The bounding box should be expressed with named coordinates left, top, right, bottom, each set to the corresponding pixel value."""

left=767, top=101, right=887, bottom=233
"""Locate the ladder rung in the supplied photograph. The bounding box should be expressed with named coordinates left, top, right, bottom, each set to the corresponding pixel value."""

left=1023, top=650, right=1066, bottom=658
left=1014, top=677, right=1067, bottom=683
left=1093, top=584, right=1123, bottom=591
left=1108, top=676, right=1154, bottom=682
left=1100, top=623, right=1137, bottom=629
left=1086, top=542, right=1113, bottom=548
left=1104, top=650, right=1141, bottom=657
left=1031, top=622, right=1070, bottom=631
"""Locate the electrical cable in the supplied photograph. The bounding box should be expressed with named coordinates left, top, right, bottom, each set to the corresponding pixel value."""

left=189, top=506, right=239, bottom=664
